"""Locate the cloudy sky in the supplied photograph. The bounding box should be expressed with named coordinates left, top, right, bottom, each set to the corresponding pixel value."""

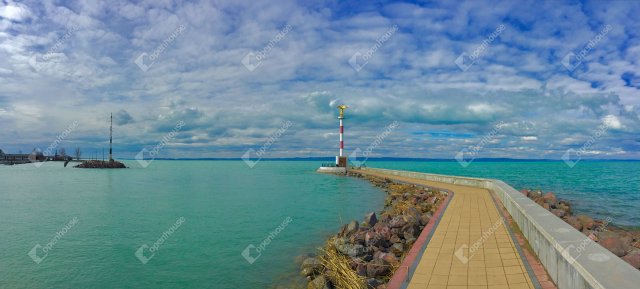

left=0, top=0, right=639, bottom=160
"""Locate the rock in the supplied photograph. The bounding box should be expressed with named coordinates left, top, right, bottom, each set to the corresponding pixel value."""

left=543, top=203, right=550, bottom=210
left=366, top=259, right=390, bottom=277
left=520, top=189, right=530, bottom=197
left=405, top=237, right=417, bottom=248
left=622, top=252, right=640, bottom=269
left=301, top=257, right=323, bottom=270
left=380, top=252, right=400, bottom=266
left=356, top=263, right=367, bottom=276
left=402, top=224, right=419, bottom=239
left=346, top=220, right=359, bottom=235
left=543, top=192, right=557, bottom=204
left=576, top=215, right=595, bottom=230
left=427, top=196, right=437, bottom=205
left=364, top=212, right=378, bottom=227
left=351, top=231, right=367, bottom=245
left=420, top=213, right=432, bottom=226
left=373, top=223, right=391, bottom=238
left=600, top=237, right=629, bottom=257
left=390, top=234, right=402, bottom=244
left=365, top=231, right=384, bottom=247
left=389, top=216, right=407, bottom=228
left=551, top=209, right=566, bottom=218
left=307, top=275, right=331, bottom=289
left=391, top=243, right=404, bottom=255
left=366, top=278, right=382, bottom=289
left=565, top=216, right=583, bottom=231
left=403, top=207, right=421, bottom=224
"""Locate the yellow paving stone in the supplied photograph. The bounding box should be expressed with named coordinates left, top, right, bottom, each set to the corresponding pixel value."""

left=508, top=283, right=532, bottom=289
left=407, top=282, right=429, bottom=289
left=468, top=274, right=488, bottom=286
left=503, top=266, right=523, bottom=274
left=426, top=286, right=446, bottom=289
left=429, top=275, right=449, bottom=285
left=487, top=274, right=508, bottom=285
left=412, top=273, right=432, bottom=284
left=501, top=258, right=520, bottom=267
left=448, top=274, right=467, bottom=286
left=506, top=273, right=527, bottom=284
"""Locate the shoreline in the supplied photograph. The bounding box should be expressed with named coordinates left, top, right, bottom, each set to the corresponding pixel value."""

left=298, top=171, right=449, bottom=289
left=519, top=189, right=640, bottom=270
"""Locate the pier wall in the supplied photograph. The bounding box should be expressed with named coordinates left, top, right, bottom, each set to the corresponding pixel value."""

left=360, top=167, right=640, bottom=289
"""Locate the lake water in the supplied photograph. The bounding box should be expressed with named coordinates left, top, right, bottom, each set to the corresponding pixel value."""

left=0, top=160, right=638, bottom=288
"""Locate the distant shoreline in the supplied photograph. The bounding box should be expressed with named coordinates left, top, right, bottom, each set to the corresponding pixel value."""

left=115, top=157, right=640, bottom=162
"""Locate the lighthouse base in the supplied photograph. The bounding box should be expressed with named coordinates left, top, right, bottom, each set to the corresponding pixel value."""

left=316, top=166, right=347, bottom=174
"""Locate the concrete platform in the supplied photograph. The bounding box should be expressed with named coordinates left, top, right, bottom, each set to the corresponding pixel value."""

left=316, top=166, right=347, bottom=174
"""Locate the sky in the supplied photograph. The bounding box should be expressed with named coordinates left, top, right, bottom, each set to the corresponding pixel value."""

left=0, top=0, right=639, bottom=160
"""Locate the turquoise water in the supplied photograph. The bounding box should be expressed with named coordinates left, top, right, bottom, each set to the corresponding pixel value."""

left=0, top=160, right=638, bottom=288
left=0, top=161, right=386, bottom=289
left=366, top=160, right=640, bottom=227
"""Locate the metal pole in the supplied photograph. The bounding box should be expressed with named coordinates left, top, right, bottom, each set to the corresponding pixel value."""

left=109, top=113, right=113, bottom=161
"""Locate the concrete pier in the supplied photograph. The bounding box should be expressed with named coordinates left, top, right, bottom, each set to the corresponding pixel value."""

left=354, top=167, right=640, bottom=289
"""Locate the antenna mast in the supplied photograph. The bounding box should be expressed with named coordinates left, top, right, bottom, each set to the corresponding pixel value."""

left=109, top=113, right=113, bottom=161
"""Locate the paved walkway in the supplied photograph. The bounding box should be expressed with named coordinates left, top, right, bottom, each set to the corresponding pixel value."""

left=353, top=170, right=538, bottom=289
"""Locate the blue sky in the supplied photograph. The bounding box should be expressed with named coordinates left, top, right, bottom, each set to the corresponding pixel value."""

left=0, top=0, right=639, bottom=159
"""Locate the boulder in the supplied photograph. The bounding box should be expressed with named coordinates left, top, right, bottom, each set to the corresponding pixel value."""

left=576, top=215, right=595, bottom=230
left=364, top=212, right=378, bottom=227
left=622, top=252, right=640, bottom=269
left=600, top=237, right=629, bottom=257
left=365, top=231, right=384, bottom=247
left=366, top=278, right=382, bottom=289
left=301, top=257, right=323, bottom=276
left=366, top=259, right=390, bottom=277
left=543, top=192, right=557, bottom=204
left=565, top=216, right=583, bottom=231
left=551, top=209, right=566, bottom=218
left=389, top=216, right=407, bottom=228
left=355, top=263, right=367, bottom=276
left=380, top=252, right=400, bottom=266
left=346, top=220, right=359, bottom=235
left=390, top=234, right=402, bottom=244
left=543, top=203, right=550, bottom=210
left=308, top=275, right=331, bottom=289
left=420, top=213, right=432, bottom=226
left=520, top=189, right=530, bottom=197
left=391, top=243, right=404, bottom=255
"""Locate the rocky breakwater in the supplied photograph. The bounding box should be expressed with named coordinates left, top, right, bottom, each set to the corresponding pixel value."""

left=75, top=160, right=127, bottom=169
left=300, top=172, right=447, bottom=289
left=520, top=189, right=640, bottom=270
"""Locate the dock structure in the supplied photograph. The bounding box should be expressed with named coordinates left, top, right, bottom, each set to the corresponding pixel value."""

left=353, top=167, right=640, bottom=289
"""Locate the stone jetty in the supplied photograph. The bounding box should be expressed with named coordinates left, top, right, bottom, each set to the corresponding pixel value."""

left=300, top=171, right=447, bottom=289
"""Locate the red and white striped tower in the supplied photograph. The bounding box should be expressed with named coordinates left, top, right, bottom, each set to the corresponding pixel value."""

left=336, top=105, right=348, bottom=165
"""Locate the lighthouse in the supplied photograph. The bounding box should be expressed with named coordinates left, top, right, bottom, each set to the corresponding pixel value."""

left=317, top=104, right=349, bottom=174
left=336, top=105, right=348, bottom=167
